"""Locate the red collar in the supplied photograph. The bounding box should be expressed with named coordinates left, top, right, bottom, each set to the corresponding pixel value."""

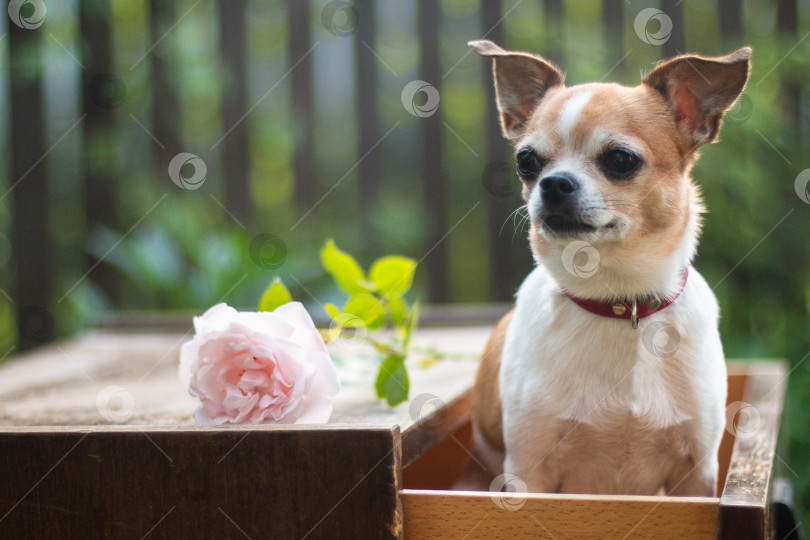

left=562, top=267, right=689, bottom=328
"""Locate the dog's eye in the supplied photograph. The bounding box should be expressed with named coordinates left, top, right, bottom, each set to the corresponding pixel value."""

left=600, top=148, right=641, bottom=178
left=516, top=148, right=545, bottom=180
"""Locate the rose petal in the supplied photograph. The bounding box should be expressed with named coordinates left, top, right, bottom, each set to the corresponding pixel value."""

left=232, top=312, right=296, bottom=339
left=274, top=302, right=317, bottom=330
left=239, top=369, right=269, bottom=389
left=263, top=398, right=305, bottom=424
left=193, top=303, right=239, bottom=334
left=194, top=406, right=228, bottom=425
left=181, top=302, right=341, bottom=426
left=178, top=339, right=199, bottom=389
left=232, top=393, right=260, bottom=423
left=292, top=351, right=341, bottom=424
left=231, top=351, right=261, bottom=371
left=289, top=327, right=329, bottom=354
left=267, top=338, right=311, bottom=387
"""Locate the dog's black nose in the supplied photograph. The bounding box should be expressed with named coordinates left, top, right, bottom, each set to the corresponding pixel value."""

left=540, top=174, right=578, bottom=202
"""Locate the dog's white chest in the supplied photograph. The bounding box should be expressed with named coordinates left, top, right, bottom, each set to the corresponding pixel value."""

left=499, top=265, right=725, bottom=494
left=503, top=267, right=691, bottom=425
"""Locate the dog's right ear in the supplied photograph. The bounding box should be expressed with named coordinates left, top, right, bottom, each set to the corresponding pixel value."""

left=469, top=39, right=564, bottom=140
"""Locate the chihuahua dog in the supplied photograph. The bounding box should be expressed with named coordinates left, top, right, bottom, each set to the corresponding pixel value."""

left=462, top=40, right=750, bottom=496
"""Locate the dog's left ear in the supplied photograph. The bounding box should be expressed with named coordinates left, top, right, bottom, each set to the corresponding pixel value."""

left=643, top=47, right=751, bottom=148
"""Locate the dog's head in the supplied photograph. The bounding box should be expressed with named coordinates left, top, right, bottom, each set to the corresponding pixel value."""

left=471, top=40, right=749, bottom=289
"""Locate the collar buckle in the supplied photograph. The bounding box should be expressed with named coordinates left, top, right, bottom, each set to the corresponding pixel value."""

left=630, top=300, right=639, bottom=329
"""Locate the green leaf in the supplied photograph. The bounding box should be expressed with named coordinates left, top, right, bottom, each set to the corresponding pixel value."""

left=334, top=312, right=366, bottom=329
left=369, top=256, right=416, bottom=297
left=389, top=294, right=406, bottom=326
left=320, top=239, right=373, bottom=295
left=329, top=312, right=367, bottom=344
left=402, top=300, right=420, bottom=351
left=324, top=303, right=341, bottom=320
left=375, top=354, right=409, bottom=406
left=258, top=278, right=292, bottom=312
left=343, top=294, right=385, bottom=330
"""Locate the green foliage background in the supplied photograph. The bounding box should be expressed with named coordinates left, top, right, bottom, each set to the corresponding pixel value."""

left=1, top=0, right=809, bottom=523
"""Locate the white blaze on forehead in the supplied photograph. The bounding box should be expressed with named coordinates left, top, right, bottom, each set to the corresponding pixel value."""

left=556, top=90, right=594, bottom=139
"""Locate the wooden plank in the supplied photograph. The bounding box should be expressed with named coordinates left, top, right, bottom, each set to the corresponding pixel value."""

left=718, top=0, right=743, bottom=45
left=542, top=0, right=564, bottom=66
left=661, top=0, right=685, bottom=59
left=777, top=0, right=801, bottom=135
left=0, top=327, right=489, bottom=465
left=0, top=425, right=402, bottom=539
left=353, top=0, right=382, bottom=252
left=218, top=0, right=251, bottom=222
left=8, top=7, right=50, bottom=351
left=777, top=0, right=798, bottom=32
left=400, top=385, right=471, bottom=467
left=418, top=0, right=449, bottom=302
left=401, top=489, right=719, bottom=540
left=403, top=419, right=473, bottom=490
left=80, top=0, right=119, bottom=303
left=718, top=370, right=749, bottom=495
left=602, top=0, right=626, bottom=78
left=481, top=0, right=530, bottom=303
left=148, top=0, right=181, bottom=164
left=287, top=0, right=318, bottom=212
left=720, top=361, right=788, bottom=540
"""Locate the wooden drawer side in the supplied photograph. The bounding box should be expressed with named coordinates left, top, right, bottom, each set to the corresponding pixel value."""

left=720, top=361, right=788, bottom=540
left=0, top=425, right=403, bottom=540
left=401, top=489, right=720, bottom=540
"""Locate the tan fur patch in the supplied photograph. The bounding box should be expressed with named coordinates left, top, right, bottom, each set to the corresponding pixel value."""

left=472, top=309, right=513, bottom=452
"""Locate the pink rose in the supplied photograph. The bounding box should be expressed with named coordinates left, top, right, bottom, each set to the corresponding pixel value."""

left=179, top=302, right=340, bottom=425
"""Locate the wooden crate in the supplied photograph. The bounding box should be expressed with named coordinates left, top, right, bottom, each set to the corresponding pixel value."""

left=400, top=362, right=787, bottom=540
left=0, top=328, right=787, bottom=539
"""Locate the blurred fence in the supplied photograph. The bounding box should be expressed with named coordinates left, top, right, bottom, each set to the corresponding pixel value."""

left=2, top=0, right=807, bottom=350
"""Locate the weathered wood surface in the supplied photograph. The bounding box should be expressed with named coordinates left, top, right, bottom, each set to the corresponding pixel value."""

left=720, top=361, right=788, bottom=540
left=0, top=326, right=488, bottom=459
left=717, top=364, right=749, bottom=494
